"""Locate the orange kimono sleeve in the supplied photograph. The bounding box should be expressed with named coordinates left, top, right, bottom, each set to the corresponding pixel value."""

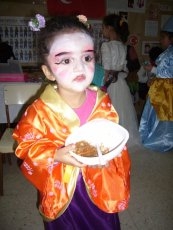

left=13, top=100, right=65, bottom=191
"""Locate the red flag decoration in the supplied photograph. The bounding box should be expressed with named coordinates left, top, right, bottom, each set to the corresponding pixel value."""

left=47, top=0, right=106, bottom=19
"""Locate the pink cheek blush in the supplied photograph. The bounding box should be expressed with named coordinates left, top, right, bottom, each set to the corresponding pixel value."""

left=51, top=66, right=58, bottom=73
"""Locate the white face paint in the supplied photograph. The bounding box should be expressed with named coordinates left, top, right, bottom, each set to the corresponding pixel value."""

left=47, top=32, right=95, bottom=92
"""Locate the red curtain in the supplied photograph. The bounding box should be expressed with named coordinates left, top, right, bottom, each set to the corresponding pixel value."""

left=47, top=0, right=106, bottom=19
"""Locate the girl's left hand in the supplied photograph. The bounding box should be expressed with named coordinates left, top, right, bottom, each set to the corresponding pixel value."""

left=54, top=144, right=86, bottom=168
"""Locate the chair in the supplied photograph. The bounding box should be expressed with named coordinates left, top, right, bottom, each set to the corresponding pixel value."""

left=8, top=59, right=23, bottom=73
left=0, top=83, right=43, bottom=195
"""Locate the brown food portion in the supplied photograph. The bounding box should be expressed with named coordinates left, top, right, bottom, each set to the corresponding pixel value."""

left=75, top=141, right=97, bottom=157
left=75, top=141, right=109, bottom=157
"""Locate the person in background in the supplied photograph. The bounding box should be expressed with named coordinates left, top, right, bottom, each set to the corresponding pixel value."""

left=139, top=16, right=173, bottom=152
left=0, top=36, right=16, bottom=63
left=126, top=44, right=141, bottom=104
left=13, top=14, right=130, bottom=230
left=144, top=43, right=151, bottom=54
left=138, top=46, right=163, bottom=101
left=101, top=13, right=140, bottom=147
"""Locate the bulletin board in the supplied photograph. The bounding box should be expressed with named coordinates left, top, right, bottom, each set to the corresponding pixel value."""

left=0, top=16, right=40, bottom=65
left=89, top=20, right=105, bottom=63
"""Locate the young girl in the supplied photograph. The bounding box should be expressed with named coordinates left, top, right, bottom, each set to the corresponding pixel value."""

left=13, top=15, right=131, bottom=229
left=101, top=14, right=140, bottom=147
left=139, top=16, right=173, bottom=152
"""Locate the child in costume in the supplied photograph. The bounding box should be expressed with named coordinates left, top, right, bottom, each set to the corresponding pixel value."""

left=101, top=13, right=140, bottom=147
left=139, top=16, right=173, bottom=152
left=13, top=15, right=131, bottom=229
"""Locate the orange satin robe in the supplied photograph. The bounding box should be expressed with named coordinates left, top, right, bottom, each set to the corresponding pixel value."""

left=13, top=84, right=131, bottom=221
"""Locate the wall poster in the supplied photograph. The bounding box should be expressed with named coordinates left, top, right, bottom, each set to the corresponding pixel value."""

left=89, top=20, right=105, bottom=63
left=107, top=0, right=146, bottom=13
left=142, top=41, right=160, bottom=55
left=0, top=16, right=40, bottom=65
left=145, top=20, right=159, bottom=37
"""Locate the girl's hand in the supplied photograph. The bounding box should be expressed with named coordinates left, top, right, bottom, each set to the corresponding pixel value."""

left=89, top=162, right=109, bottom=168
left=54, top=144, right=86, bottom=168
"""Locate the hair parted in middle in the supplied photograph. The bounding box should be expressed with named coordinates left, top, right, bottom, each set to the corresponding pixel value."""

left=102, top=14, right=129, bottom=43
left=38, top=15, right=93, bottom=63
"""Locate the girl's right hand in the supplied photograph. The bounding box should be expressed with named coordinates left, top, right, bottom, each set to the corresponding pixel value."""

left=54, top=144, right=86, bottom=168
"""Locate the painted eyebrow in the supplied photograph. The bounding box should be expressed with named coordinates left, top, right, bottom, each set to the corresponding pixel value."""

left=55, top=50, right=94, bottom=57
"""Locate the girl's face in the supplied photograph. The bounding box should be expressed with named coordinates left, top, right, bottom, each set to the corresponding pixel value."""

left=45, top=32, right=95, bottom=92
left=160, top=32, right=172, bottom=49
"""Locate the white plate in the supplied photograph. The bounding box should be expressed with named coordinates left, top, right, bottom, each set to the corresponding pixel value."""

left=65, top=118, right=129, bottom=165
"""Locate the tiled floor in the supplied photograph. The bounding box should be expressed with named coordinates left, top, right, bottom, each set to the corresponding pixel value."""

left=0, top=145, right=173, bottom=230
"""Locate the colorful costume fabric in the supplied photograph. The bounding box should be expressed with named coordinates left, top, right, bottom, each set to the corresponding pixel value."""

left=139, top=45, right=173, bottom=152
left=13, top=84, right=130, bottom=229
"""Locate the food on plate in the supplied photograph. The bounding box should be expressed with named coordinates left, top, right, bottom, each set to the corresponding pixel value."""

left=75, top=141, right=109, bottom=157
left=75, top=141, right=97, bottom=157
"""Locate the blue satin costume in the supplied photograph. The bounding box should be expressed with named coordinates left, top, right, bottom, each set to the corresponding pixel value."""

left=139, top=45, right=173, bottom=152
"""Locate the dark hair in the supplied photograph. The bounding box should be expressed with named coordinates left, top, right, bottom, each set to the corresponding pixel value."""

left=126, top=45, right=140, bottom=72
left=38, top=15, right=93, bottom=63
left=102, top=14, right=129, bottom=43
left=161, top=31, right=173, bottom=40
left=148, top=46, right=163, bottom=62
